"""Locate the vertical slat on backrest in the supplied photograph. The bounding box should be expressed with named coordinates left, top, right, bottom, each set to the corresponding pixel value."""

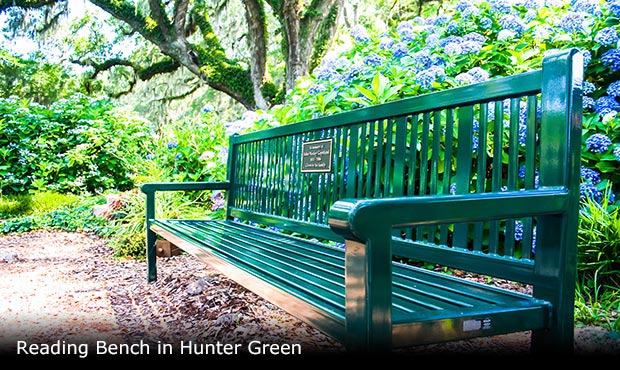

left=489, top=101, right=504, bottom=254
left=504, top=99, right=521, bottom=256
left=365, top=122, right=376, bottom=198
left=393, top=117, right=407, bottom=196
left=346, top=126, right=358, bottom=198
left=384, top=119, right=394, bottom=197
left=439, top=109, right=455, bottom=245
left=407, top=114, right=419, bottom=196
left=430, top=111, right=442, bottom=244
left=453, top=105, right=474, bottom=248
left=522, top=95, right=539, bottom=259
left=416, top=113, right=431, bottom=240
left=473, top=104, right=489, bottom=251
left=374, top=121, right=385, bottom=197
left=357, top=123, right=367, bottom=198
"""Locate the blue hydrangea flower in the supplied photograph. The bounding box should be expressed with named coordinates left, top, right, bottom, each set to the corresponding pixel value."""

left=479, top=17, right=493, bottom=30
left=444, top=42, right=463, bottom=55
left=581, top=166, right=601, bottom=184
left=460, top=40, right=482, bottom=54
left=582, top=81, right=596, bottom=95
left=315, top=66, right=341, bottom=81
left=455, top=72, right=476, bottom=85
left=432, top=15, right=450, bottom=26
left=447, top=21, right=459, bottom=34
left=416, top=66, right=446, bottom=90
left=145, top=153, right=155, bottom=160
left=450, top=182, right=458, bottom=195
left=363, top=54, right=382, bottom=66
left=607, top=81, right=620, bottom=98
left=585, top=133, right=613, bottom=153
left=570, top=0, right=602, bottom=17
left=581, top=49, right=592, bottom=66
left=533, top=26, right=551, bottom=41
left=500, top=15, right=526, bottom=35
left=594, top=27, right=619, bottom=47
left=602, top=49, right=620, bottom=71
left=514, top=220, right=524, bottom=241
left=497, top=29, right=516, bottom=41
left=559, top=12, right=586, bottom=33
left=609, top=0, right=620, bottom=17
left=469, top=67, right=490, bottom=83
left=412, top=50, right=434, bottom=69
left=202, top=104, right=214, bottom=114
left=175, top=153, right=182, bottom=160
left=580, top=182, right=603, bottom=202
left=490, top=0, right=513, bottom=14
left=425, top=34, right=440, bottom=47
left=308, top=84, right=327, bottom=95
left=583, top=96, right=595, bottom=110
left=391, top=42, right=409, bottom=58
left=594, top=96, right=620, bottom=115
left=455, top=1, right=473, bottom=12
left=614, top=146, right=620, bottom=161
left=210, top=191, right=226, bottom=210
left=351, top=25, right=370, bottom=43
left=167, top=141, right=178, bottom=149
left=524, top=9, right=537, bottom=22
left=464, top=32, right=486, bottom=44
left=379, top=37, right=394, bottom=50
left=396, top=21, right=414, bottom=34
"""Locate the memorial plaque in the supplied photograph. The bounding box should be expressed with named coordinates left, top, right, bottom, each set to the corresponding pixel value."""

left=301, top=138, right=333, bottom=173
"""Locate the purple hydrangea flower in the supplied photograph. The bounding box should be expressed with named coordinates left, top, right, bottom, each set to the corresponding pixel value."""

left=595, top=27, right=619, bottom=47
left=585, top=133, right=613, bottom=153
left=210, top=191, right=226, bottom=210
left=614, top=146, right=620, bottom=161
left=167, top=141, right=178, bottom=149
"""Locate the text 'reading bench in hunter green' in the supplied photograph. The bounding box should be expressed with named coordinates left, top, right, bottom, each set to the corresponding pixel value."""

left=141, top=49, right=583, bottom=353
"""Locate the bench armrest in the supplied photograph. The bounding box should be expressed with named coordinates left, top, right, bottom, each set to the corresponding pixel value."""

left=328, top=189, right=570, bottom=242
left=140, top=181, right=231, bottom=194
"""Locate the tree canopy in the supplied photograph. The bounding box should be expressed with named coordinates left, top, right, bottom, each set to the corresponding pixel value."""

left=0, top=0, right=344, bottom=110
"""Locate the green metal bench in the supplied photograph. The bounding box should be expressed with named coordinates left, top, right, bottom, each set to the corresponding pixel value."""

left=141, top=48, right=583, bottom=353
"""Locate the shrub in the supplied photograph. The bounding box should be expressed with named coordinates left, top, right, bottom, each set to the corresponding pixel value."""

left=0, top=94, right=149, bottom=196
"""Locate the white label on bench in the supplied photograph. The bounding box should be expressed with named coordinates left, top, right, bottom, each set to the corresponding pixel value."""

left=463, top=318, right=492, bottom=331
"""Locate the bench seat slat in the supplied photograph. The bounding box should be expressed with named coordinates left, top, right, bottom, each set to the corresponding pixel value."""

left=152, top=219, right=551, bottom=345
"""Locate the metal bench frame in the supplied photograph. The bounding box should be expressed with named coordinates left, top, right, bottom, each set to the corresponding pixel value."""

left=142, top=49, right=583, bottom=353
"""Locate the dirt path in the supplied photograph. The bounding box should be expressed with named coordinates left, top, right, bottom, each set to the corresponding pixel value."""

left=0, top=230, right=618, bottom=360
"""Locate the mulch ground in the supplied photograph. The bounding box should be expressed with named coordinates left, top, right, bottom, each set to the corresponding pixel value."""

left=0, top=230, right=618, bottom=362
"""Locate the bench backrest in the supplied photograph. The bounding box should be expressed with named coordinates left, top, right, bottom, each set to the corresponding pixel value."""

left=225, top=49, right=582, bottom=285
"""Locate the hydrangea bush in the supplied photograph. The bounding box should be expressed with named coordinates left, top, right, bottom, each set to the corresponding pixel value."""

left=231, top=0, right=620, bottom=207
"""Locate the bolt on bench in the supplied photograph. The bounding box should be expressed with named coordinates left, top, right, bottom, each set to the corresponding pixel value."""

left=141, top=49, right=583, bottom=353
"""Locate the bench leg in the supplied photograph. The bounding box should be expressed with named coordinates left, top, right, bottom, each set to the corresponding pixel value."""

left=146, top=227, right=157, bottom=282
left=344, top=237, right=392, bottom=352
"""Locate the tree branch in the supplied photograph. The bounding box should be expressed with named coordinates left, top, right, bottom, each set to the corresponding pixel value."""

left=173, top=0, right=189, bottom=36
left=148, top=0, right=172, bottom=39
left=0, top=0, right=61, bottom=10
